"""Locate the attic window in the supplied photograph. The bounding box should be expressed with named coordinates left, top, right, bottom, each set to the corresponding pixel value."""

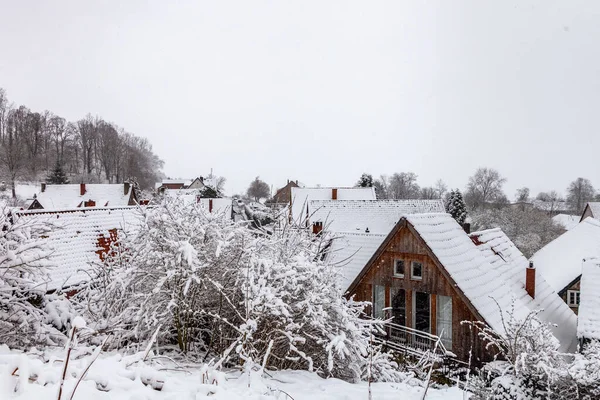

left=411, top=261, right=423, bottom=280
left=567, top=290, right=580, bottom=307
left=394, top=260, right=405, bottom=277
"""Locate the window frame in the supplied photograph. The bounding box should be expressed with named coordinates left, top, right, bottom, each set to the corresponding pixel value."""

left=372, top=285, right=386, bottom=319
left=567, top=290, right=580, bottom=307
left=393, top=259, right=405, bottom=277
left=411, top=260, right=423, bottom=280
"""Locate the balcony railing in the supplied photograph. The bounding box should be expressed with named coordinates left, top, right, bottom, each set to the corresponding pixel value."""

left=371, top=320, right=450, bottom=361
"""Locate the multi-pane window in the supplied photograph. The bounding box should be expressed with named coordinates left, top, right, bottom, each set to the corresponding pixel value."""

left=373, top=285, right=386, bottom=319
left=411, top=261, right=423, bottom=280
left=567, top=290, right=580, bottom=307
left=436, top=295, right=453, bottom=350
left=394, top=259, right=405, bottom=277
left=391, top=288, right=406, bottom=326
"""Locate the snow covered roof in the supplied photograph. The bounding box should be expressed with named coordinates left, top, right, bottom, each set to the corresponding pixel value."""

left=577, top=258, right=600, bottom=340
left=309, top=199, right=445, bottom=234
left=470, top=228, right=578, bottom=352
left=197, top=198, right=233, bottom=218
left=326, top=232, right=387, bottom=292
left=530, top=217, right=600, bottom=293
left=531, top=200, right=571, bottom=213
left=33, top=184, right=135, bottom=210
left=583, top=202, right=600, bottom=219
left=552, top=214, right=580, bottom=231
left=15, top=207, right=143, bottom=291
left=290, top=187, right=376, bottom=224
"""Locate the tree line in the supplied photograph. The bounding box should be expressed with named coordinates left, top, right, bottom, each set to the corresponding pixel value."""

left=0, top=88, right=163, bottom=197
left=356, top=169, right=600, bottom=215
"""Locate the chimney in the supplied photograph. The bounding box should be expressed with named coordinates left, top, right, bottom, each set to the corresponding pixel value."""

left=332, top=188, right=338, bottom=200
left=209, top=198, right=213, bottom=213
left=41, top=183, right=46, bottom=192
left=124, top=182, right=130, bottom=195
left=84, top=200, right=96, bottom=207
left=312, top=221, right=323, bottom=235
left=526, top=261, right=536, bottom=299
left=80, top=183, right=86, bottom=196
left=462, top=223, right=471, bottom=234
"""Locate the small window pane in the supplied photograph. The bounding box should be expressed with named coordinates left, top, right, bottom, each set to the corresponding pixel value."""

left=568, top=290, right=580, bottom=306
left=373, top=285, right=386, bottom=319
left=394, top=260, right=404, bottom=276
left=412, top=261, right=423, bottom=279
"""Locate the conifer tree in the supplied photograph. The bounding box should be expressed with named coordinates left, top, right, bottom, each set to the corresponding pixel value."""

left=46, top=161, right=70, bottom=184
left=445, top=189, right=468, bottom=225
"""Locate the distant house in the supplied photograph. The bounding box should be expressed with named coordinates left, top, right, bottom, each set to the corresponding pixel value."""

left=290, top=187, right=376, bottom=225
left=157, top=176, right=220, bottom=195
left=268, top=179, right=301, bottom=206
left=309, top=199, right=445, bottom=234
left=28, top=183, right=137, bottom=210
left=577, top=258, right=600, bottom=347
left=510, top=200, right=572, bottom=215
left=530, top=217, right=600, bottom=314
left=580, top=202, right=600, bottom=222
left=162, top=189, right=233, bottom=218
left=327, top=213, right=576, bottom=363
left=156, top=179, right=191, bottom=191
left=14, top=207, right=141, bottom=291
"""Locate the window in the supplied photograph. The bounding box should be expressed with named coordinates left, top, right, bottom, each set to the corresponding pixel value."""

left=373, top=285, right=386, bottom=319
left=413, top=291, right=430, bottom=333
left=391, top=288, right=406, bottom=326
left=436, top=295, right=453, bottom=350
left=394, top=260, right=405, bottom=277
left=567, top=290, right=580, bottom=307
left=411, top=261, right=423, bottom=280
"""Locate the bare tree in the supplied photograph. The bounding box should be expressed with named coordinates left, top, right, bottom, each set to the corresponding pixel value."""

left=419, top=187, right=438, bottom=199
left=373, top=175, right=388, bottom=199
left=515, top=187, right=530, bottom=202
left=464, top=167, right=507, bottom=210
left=566, top=177, right=595, bottom=214
left=434, top=179, right=448, bottom=199
left=388, top=172, right=420, bottom=199
left=247, top=176, right=270, bottom=201
left=1, top=107, right=26, bottom=198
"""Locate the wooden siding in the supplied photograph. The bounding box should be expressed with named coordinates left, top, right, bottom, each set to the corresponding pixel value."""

left=348, top=222, right=496, bottom=365
left=560, top=278, right=581, bottom=315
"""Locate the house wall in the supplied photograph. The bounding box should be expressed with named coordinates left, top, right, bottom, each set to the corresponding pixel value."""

left=272, top=181, right=298, bottom=204
left=560, top=278, right=581, bottom=315
left=348, top=223, right=494, bottom=365
left=581, top=206, right=594, bottom=222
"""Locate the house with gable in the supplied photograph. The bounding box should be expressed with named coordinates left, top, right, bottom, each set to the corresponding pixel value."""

left=530, top=217, right=600, bottom=314
left=580, top=202, right=600, bottom=222
left=28, top=183, right=138, bottom=211
left=290, top=186, right=376, bottom=225
left=267, top=179, right=302, bottom=206
left=328, top=213, right=577, bottom=364
left=577, top=258, right=600, bottom=348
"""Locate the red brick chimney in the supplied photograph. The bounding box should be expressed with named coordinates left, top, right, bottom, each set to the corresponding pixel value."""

left=41, top=183, right=46, bottom=192
left=80, top=183, right=86, bottom=196
left=312, top=221, right=323, bottom=235
left=526, top=261, right=536, bottom=299
left=332, top=188, right=338, bottom=200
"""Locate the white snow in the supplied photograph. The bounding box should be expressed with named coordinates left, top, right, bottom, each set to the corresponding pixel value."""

left=310, top=199, right=445, bottom=234
left=33, top=184, right=135, bottom=210
left=14, top=207, right=142, bottom=291
left=0, top=346, right=466, bottom=399
left=552, top=214, right=580, bottom=231
left=470, top=228, right=578, bottom=352
left=290, top=187, right=376, bottom=225
left=577, top=258, right=600, bottom=340
left=530, top=217, right=600, bottom=293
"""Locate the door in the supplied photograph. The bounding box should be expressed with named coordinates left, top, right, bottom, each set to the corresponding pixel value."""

left=391, top=288, right=406, bottom=326
left=413, top=291, right=430, bottom=333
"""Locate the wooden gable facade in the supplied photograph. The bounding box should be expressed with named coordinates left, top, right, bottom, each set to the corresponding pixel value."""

left=558, top=276, right=582, bottom=315
left=346, top=219, right=493, bottom=364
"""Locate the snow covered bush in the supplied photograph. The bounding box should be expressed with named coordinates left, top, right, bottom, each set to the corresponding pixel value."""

left=466, top=304, right=577, bottom=400
left=83, top=197, right=402, bottom=382
left=0, top=209, right=65, bottom=347
left=569, top=340, right=600, bottom=398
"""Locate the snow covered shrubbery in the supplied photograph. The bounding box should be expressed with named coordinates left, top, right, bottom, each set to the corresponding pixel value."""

left=0, top=210, right=67, bottom=348
left=80, top=197, right=402, bottom=382
left=465, top=304, right=593, bottom=399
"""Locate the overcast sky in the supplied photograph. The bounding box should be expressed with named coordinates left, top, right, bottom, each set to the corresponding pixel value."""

left=1, top=1, right=599, bottom=197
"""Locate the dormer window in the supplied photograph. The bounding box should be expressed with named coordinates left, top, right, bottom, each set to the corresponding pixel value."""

left=567, top=290, right=580, bottom=307
left=411, top=261, right=423, bottom=280
left=394, top=260, right=405, bottom=277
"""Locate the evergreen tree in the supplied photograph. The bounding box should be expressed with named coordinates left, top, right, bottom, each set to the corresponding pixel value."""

left=445, top=189, right=468, bottom=225
left=356, top=173, right=374, bottom=187
left=46, top=161, right=69, bottom=184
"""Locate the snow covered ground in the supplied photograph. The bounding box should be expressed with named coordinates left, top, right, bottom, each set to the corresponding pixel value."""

left=0, top=346, right=466, bottom=399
